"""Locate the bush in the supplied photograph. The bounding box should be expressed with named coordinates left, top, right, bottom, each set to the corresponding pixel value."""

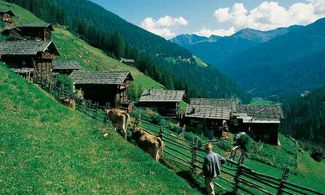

left=310, top=146, right=325, bottom=162
left=55, top=74, right=73, bottom=94
left=151, top=114, right=162, bottom=125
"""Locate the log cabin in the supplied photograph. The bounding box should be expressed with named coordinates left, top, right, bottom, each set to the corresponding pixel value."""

left=0, top=10, right=15, bottom=25
left=52, top=61, right=82, bottom=75
left=0, top=40, right=59, bottom=81
left=190, top=98, right=239, bottom=112
left=138, top=89, right=185, bottom=116
left=120, top=58, right=135, bottom=65
left=185, top=105, right=231, bottom=138
left=2, top=23, right=54, bottom=41
left=235, top=104, right=284, bottom=145
left=69, top=71, right=133, bottom=108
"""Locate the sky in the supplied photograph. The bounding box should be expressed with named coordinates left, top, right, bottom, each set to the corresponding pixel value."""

left=90, top=0, right=325, bottom=38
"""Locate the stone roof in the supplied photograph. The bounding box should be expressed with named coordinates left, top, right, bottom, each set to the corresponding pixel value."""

left=139, top=89, right=185, bottom=102
left=236, top=104, right=284, bottom=123
left=0, top=10, right=15, bottom=16
left=52, top=61, right=82, bottom=70
left=0, top=40, right=59, bottom=56
left=190, top=98, right=239, bottom=112
left=185, top=105, right=231, bottom=120
left=17, top=23, right=53, bottom=31
left=69, top=71, right=133, bottom=85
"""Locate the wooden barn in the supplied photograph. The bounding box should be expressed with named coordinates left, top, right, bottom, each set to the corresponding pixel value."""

left=69, top=71, right=133, bottom=108
left=120, top=58, right=135, bottom=65
left=235, top=104, right=284, bottom=145
left=138, top=89, right=185, bottom=116
left=190, top=98, right=239, bottom=112
left=0, top=9, right=15, bottom=24
left=185, top=105, right=231, bottom=138
left=52, top=61, right=82, bottom=75
left=2, top=23, right=54, bottom=40
left=0, top=40, right=59, bottom=81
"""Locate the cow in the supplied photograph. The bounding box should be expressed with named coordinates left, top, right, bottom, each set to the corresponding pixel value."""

left=131, top=127, right=165, bottom=162
left=61, top=98, right=75, bottom=110
left=105, top=108, right=130, bottom=139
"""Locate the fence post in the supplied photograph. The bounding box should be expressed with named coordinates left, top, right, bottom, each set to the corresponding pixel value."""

left=94, top=103, right=98, bottom=119
left=133, top=114, right=141, bottom=128
left=277, top=168, right=290, bottom=195
left=233, top=154, right=245, bottom=193
left=191, top=136, right=198, bottom=174
left=159, top=125, right=164, bottom=139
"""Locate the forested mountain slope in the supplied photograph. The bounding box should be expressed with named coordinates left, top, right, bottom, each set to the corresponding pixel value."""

left=170, top=27, right=294, bottom=68
left=283, top=86, right=325, bottom=144
left=219, top=18, right=325, bottom=97
left=6, top=0, right=246, bottom=99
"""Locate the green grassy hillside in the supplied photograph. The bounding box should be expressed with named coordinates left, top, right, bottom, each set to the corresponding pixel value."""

left=0, top=1, right=163, bottom=93
left=0, top=64, right=198, bottom=194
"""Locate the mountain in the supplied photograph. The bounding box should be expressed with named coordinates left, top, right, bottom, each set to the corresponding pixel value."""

left=172, top=19, right=325, bottom=98
left=171, top=27, right=293, bottom=67
left=283, top=85, right=325, bottom=144
left=219, top=18, right=325, bottom=97
left=7, top=0, right=246, bottom=99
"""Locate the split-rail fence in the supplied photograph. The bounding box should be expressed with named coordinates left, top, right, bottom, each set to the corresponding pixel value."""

left=35, top=76, right=324, bottom=195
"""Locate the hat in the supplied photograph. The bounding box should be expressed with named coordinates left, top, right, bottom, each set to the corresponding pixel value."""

left=205, top=143, right=213, bottom=149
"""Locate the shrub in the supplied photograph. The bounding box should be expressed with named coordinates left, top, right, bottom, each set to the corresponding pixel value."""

left=55, top=74, right=73, bottom=94
left=310, top=146, right=325, bottom=162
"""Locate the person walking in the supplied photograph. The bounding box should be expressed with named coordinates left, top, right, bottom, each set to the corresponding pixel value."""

left=201, top=143, right=226, bottom=195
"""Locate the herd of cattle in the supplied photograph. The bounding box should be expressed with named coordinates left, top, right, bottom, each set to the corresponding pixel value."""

left=105, top=108, right=165, bottom=161
left=59, top=97, right=164, bottom=161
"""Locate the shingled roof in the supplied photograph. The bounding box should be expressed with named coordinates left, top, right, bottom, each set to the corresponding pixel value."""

left=0, top=10, right=15, bottom=16
left=52, top=61, right=82, bottom=70
left=236, top=104, right=284, bottom=123
left=139, top=89, right=185, bottom=102
left=190, top=98, right=239, bottom=112
left=17, top=23, right=54, bottom=31
left=0, top=40, right=59, bottom=56
left=185, top=105, right=231, bottom=120
left=69, top=71, right=133, bottom=85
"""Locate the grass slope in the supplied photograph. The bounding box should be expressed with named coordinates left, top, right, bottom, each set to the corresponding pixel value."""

left=0, top=64, right=198, bottom=194
left=0, top=1, right=163, bottom=91
left=52, top=28, right=163, bottom=90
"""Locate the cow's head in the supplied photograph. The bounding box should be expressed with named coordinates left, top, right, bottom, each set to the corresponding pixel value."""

left=132, top=127, right=143, bottom=133
left=105, top=109, right=112, bottom=115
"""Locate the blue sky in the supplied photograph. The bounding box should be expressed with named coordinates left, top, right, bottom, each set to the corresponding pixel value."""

left=90, top=0, right=325, bottom=38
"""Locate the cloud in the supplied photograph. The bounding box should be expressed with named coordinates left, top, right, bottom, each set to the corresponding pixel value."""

left=213, top=0, right=325, bottom=31
left=195, top=27, right=235, bottom=37
left=141, top=16, right=188, bottom=38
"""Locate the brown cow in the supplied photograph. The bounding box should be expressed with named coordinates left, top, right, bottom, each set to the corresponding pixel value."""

left=105, top=108, right=130, bottom=139
left=61, top=98, right=75, bottom=110
left=131, top=127, right=165, bottom=162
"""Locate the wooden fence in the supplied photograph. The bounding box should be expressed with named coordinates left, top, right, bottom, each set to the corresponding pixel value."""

left=131, top=114, right=324, bottom=195
left=35, top=76, right=324, bottom=195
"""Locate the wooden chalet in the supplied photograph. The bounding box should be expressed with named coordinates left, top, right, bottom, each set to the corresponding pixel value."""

left=235, top=104, right=284, bottom=145
left=120, top=58, right=135, bottom=65
left=2, top=24, right=54, bottom=40
left=0, top=40, right=59, bottom=81
left=0, top=10, right=15, bottom=24
left=52, top=61, right=82, bottom=75
left=138, top=89, right=185, bottom=116
left=185, top=105, right=231, bottom=138
left=190, top=98, right=239, bottom=112
left=69, top=71, right=133, bottom=108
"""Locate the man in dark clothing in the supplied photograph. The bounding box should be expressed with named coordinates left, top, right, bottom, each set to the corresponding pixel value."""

left=202, top=143, right=226, bottom=195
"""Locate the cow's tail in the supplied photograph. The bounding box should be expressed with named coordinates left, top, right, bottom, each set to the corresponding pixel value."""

left=157, top=137, right=165, bottom=156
